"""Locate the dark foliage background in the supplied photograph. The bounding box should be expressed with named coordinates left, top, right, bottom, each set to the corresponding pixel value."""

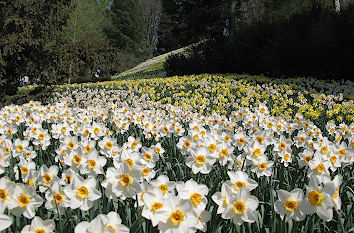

left=164, top=2, right=354, bottom=80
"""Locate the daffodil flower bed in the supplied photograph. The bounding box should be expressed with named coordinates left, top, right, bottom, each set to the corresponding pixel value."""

left=0, top=74, right=353, bottom=232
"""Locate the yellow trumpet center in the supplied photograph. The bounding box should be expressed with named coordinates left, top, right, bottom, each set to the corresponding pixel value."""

left=256, top=136, right=263, bottom=144
left=234, top=181, right=246, bottom=190
left=338, top=149, right=345, bottom=157
left=54, top=193, right=63, bottom=203
left=208, top=144, right=216, bottom=153
left=84, top=145, right=92, bottom=153
left=279, top=142, right=286, bottom=150
left=18, top=194, right=30, bottom=207
left=77, top=186, right=89, bottom=199
left=21, top=167, right=29, bottom=174
left=16, top=145, right=24, bottom=152
left=183, top=141, right=191, bottom=148
left=330, top=156, right=337, bottom=164
left=35, top=229, right=46, bottom=233
left=195, top=155, right=206, bottom=165
left=170, top=210, right=184, bottom=225
left=190, top=193, right=202, bottom=206
left=308, top=190, right=323, bottom=206
left=233, top=201, right=246, bottom=214
left=131, top=141, right=138, bottom=149
left=120, top=175, right=132, bottom=186
left=151, top=202, right=163, bottom=213
left=159, top=184, right=168, bottom=194
left=320, top=146, right=328, bottom=154
left=141, top=167, right=150, bottom=176
left=315, top=164, right=325, bottom=174
left=258, top=163, right=267, bottom=171
left=0, top=189, right=8, bottom=201
left=284, top=154, right=290, bottom=161
left=106, top=225, right=116, bottom=232
left=239, top=137, right=245, bottom=144
left=88, top=160, right=97, bottom=169
left=42, top=173, right=52, bottom=184
left=253, top=148, right=261, bottom=157
left=284, top=200, right=297, bottom=211
left=144, top=153, right=152, bottom=161
left=73, top=155, right=82, bottom=165
left=105, top=142, right=113, bottom=150
left=220, top=149, right=229, bottom=157
left=68, top=141, right=75, bottom=150
left=124, top=158, right=134, bottom=168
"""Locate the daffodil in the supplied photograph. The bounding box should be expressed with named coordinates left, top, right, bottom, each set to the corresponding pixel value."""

left=157, top=194, right=198, bottom=233
left=303, top=175, right=335, bottom=221
left=221, top=188, right=259, bottom=225
left=274, top=188, right=306, bottom=222
left=7, top=183, right=43, bottom=219
left=21, top=216, right=55, bottom=233
left=63, top=174, right=101, bottom=211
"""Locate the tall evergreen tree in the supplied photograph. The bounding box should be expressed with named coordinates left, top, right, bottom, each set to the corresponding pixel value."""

left=105, top=0, right=145, bottom=52
left=157, top=0, right=226, bottom=54
left=0, top=0, right=73, bottom=95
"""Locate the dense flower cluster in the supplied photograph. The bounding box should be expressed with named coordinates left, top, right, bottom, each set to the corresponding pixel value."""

left=1, top=74, right=353, bottom=232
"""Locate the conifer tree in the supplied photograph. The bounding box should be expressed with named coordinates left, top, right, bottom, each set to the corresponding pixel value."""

left=105, top=0, right=145, bottom=52
left=0, top=0, right=73, bottom=96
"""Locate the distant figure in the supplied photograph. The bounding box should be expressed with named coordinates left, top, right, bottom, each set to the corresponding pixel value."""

left=94, top=69, right=101, bottom=80
left=24, top=76, right=29, bottom=85
left=19, top=77, right=24, bottom=86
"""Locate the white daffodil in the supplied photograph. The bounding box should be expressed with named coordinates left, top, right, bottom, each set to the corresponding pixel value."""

left=221, top=188, right=259, bottom=225
left=216, top=142, right=235, bottom=166
left=63, top=174, right=101, bottom=211
left=0, top=176, right=14, bottom=213
left=98, top=136, right=119, bottom=158
left=44, top=182, right=67, bottom=214
left=75, top=212, right=129, bottom=233
left=176, top=179, right=209, bottom=215
left=224, top=170, right=258, bottom=193
left=102, top=163, right=142, bottom=200
left=142, top=187, right=170, bottom=227
left=332, top=175, right=342, bottom=211
left=157, top=194, right=198, bottom=233
left=298, top=148, right=314, bottom=168
left=307, top=155, right=330, bottom=177
left=0, top=214, right=12, bottom=231
left=194, top=210, right=211, bottom=232
left=80, top=150, right=107, bottom=177
left=21, top=216, right=55, bottom=233
left=150, top=175, right=176, bottom=196
left=274, top=188, right=306, bottom=222
left=250, top=156, right=274, bottom=178
left=185, top=147, right=217, bottom=174
left=303, top=174, right=335, bottom=221
left=212, top=183, right=234, bottom=214
left=39, top=165, right=60, bottom=192
left=7, top=183, right=43, bottom=219
left=245, top=141, right=266, bottom=163
left=177, top=135, right=196, bottom=156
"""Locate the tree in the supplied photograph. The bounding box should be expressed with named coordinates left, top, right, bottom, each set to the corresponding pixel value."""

left=63, top=0, right=114, bottom=84
left=142, top=0, right=162, bottom=57
left=157, top=0, right=226, bottom=54
left=105, top=0, right=145, bottom=52
left=64, top=0, right=111, bottom=43
left=0, top=0, right=73, bottom=96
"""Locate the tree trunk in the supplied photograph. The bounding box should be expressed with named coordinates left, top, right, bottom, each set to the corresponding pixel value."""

left=334, top=0, right=340, bottom=12
left=68, top=63, right=72, bottom=84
